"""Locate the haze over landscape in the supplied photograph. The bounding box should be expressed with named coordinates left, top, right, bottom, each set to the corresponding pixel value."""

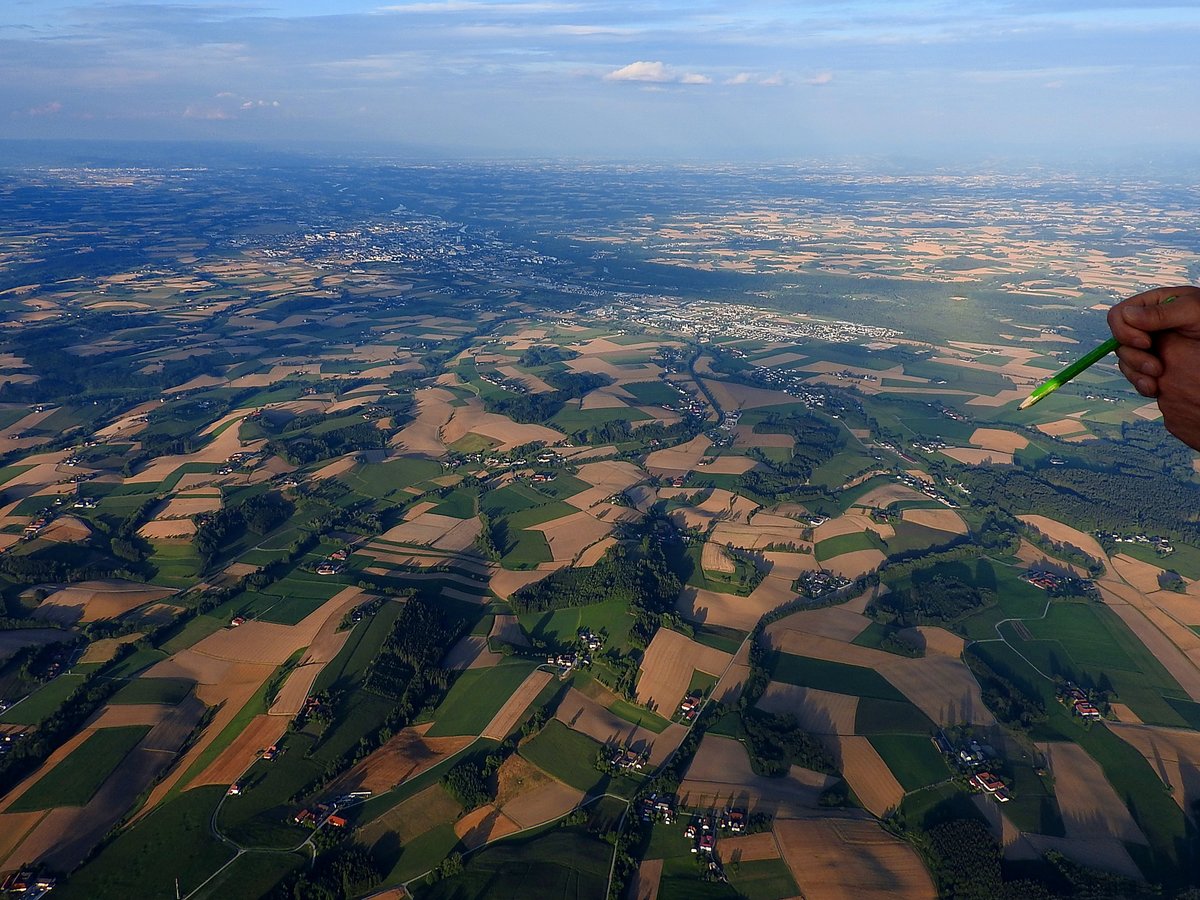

left=0, top=2, right=1199, bottom=900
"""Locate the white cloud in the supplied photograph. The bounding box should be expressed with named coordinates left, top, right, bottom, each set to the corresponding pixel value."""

left=605, top=60, right=710, bottom=85
left=24, top=100, right=63, bottom=116
left=605, top=60, right=670, bottom=82
left=726, top=72, right=754, bottom=85
left=806, top=71, right=833, bottom=86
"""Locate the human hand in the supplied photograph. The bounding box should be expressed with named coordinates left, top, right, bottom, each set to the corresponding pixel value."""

left=1107, top=286, right=1200, bottom=450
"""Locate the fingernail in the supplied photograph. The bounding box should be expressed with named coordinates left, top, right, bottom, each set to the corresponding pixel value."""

left=1141, top=362, right=1159, bottom=376
left=1137, top=379, right=1153, bottom=394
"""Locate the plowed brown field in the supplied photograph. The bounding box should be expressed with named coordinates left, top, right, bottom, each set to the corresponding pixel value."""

left=636, top=628, right=732, bottom=717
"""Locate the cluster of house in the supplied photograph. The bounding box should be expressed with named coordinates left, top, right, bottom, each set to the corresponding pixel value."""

left=0, top=731, right=26, bottom=758
left=22, top=514, right=52, bottom=539
left=968, top=771, right=1011, bottom=803
left=892, top=471, right=958, bottom=508
left=316, top=548, right=349, bottom=576
left=683, top=806, right=747, bottom=857
left=796, top=569, right=851, bottom=600
left=0, top=870, right=55, bottom=897
left=1021, top=569, right=1093, bottom=593
left=1097, top=532, right=1175, bottom=556
left=719, top=410, right=741, bottom=432
left=218, top=451, right=257, bottom=477
left=1060, top=684, right=1102, bottom=720
left=545, top=629, right=604, bottom=674
left=677, top=691, right=705, bottom=722
left=637, top=793, right=676, bottom=824
left=608, top=746, right=650, bottom=772
left=295, top=695, right=330, bottom=727
left=291, top=791, right=371, bottom=829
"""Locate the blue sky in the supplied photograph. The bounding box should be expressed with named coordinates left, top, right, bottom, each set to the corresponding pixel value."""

left=1, top=1, right=1198, bottom=161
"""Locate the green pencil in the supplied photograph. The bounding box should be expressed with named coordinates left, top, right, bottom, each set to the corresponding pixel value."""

left=1019, top=296, right=1177, bottom=410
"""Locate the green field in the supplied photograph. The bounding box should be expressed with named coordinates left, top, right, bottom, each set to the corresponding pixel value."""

left=551, top=405, right=651, bottom=433
left=855, top=697, right=935, bottom=735
left=1008, top=600, right=1193, bottom=727
left=851, top=622, right=925, bottom=657
left=431, top=487, right=477, bottom=518
left=726, top=858, right=801, bottom=900
left=159, top=614, right=227, bottom=654
left=110, top=677, right=193, bottom=706
left=415, top=829, right=612, bottom=900
left=340, top=457, right=443, bottom=499
left=146, top=540, right=202, bottom=587
left=0, top=673, right=87, bottom=725
left=104, top=646, right=168, bottom=679
left=482, top=482, right=553, bottom=517
left=518, top=598, right=637, bottom=654
left=425, top=660, right=539, bottom=737
left=622, top=380, right=682, bottom=405
left=520, top=720, right=637, bottom=796
left=868, top=733, right=952, bottom=791
left=54, top=786, right=234, bottom=900
left=380, top=822, right=462, bottom=885
left=10, top=725, right=151, bottom=811
left=499, top=527, right=553, bottom=569
left=814, top=530, right=886, bottom=561
left=766, top=652, right=906, bottom=702
left=1116, top=540, right=1200, bottom=581
left=192, top=852, right=305, bottom=900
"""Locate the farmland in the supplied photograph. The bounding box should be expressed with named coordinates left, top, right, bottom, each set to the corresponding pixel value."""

left=0, top=158, right=1198, bottom=900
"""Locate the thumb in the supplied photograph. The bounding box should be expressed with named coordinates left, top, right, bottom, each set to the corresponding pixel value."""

left=1122, top=298, right=1197, bottom=333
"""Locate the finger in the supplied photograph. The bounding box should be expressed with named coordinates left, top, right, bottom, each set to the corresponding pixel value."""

left=1120, top=293, right=1200, bottom=334
left=1114, top=345, right=1163, bottom=378
left=1108, top=305, right=1153, bottom=349
left=1117, top=359, right=1159, bottom=397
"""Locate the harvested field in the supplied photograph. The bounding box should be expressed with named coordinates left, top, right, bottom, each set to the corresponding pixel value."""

left=677, top=555, right=810, bottom=632
left=701, top=455, right=757, bottom=475
left=359, top=784, right=462, bottom=846
left=850, top=483, right=928, bottom=510
left=901, top=507, right=968, bottom=535
left=679, top=735, right=833, bottom=816
left=762, top=631, right=994, bottom=727
left=391, top=387, right=455, bottom=456
left=822, top=548, right=887, bottom=579
left=1017, top=515, right=1109, bottom=562
left=1111, top=553, right=1167, bottom=595
left=0, top=628, right=71, bottom=663
left=1110, top=703, right=1144, bottom=724
left=490, top=615, right=529, bottom=647
left=138, top=520, right=197, bottom=539
left=1039, top=741, right=1145, bottom=843
left=379, top=512, right=469, bottom=547
left=489, top=568, right=551, bottom=600
left=1110, top=722, right=1200, bottom=812
left=191, top=714, right=289, bottom=787
left=648, top=434, right=710, bottom=475
left=733, top=425, right=793, bottom=450
left=899, top=626, right=964, bottom=657
left=702, top=379, right=797, bottom=410
left=814, top=513, right=893, bottom=543
left=710, top=520, right=810, bottom=550
left=773, top=815, right=936, bottom=900
left=576, top=536, right=617, bottom=567
left=153, top=495, right=222, bottom=518
left=533, top=510, right=611, bottom=563
left=454, top=804, right=522, bottom=850
left=769, top=605, right=871, bottom=643
left=440, top=398, right=563, bottom=451
left=939, top=446, right=1014, bottom=465
left=331, top=725, right=475, bottom=795
left=39, top=516, right=91, bottom=543
left=969, top=428, right=1029, bottom=453
left=554, top=688, right=684, bottom=766
left=1037, top=417, right=1091, bottom=438
left=830, top=735, right=905, bottom=817
left=701, top=542, right=736, bottom=575
left=442, top=635, right=501, bottom=670
left=33, top=580, right=175, bottom=624
left=1012, top=834, right=1143, bottom=881
left=756, top=683, right=859, bottom=735
left=494, top=753, right=553, bottom=807
left=481, top=670, right=554, bottom=740
left=0, top=811, right=47, bottom=870
left=500, top=779, right=585, bottom=828
left=629, top=858, right=663, bottom=900
left=636, top=628, right=733, bottom=716
left=719, top=831, right=781, bottom=862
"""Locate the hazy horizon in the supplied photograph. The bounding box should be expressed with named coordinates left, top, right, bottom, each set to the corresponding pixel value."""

left=3, top=1, right=1199, bottom=166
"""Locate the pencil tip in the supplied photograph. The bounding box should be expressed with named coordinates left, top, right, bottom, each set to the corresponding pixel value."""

left=1018, top=396, right=1036, bottom=410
